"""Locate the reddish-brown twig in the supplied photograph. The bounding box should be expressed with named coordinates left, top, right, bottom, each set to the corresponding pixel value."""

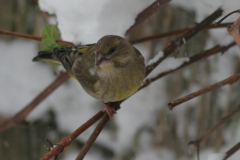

left=40, top=111, right=105, bottom=160
left=76, top=102, right=120, bottom=160
left=214, top=9, right=240, bottom=48
left=189, top=104, right=240, bottom=158
left=41, top=102, right=120, bottom=160
left=45, top=138, right=60, bottom=160
left=139, top=41, right=236, bottom=90
left=76, top=113, right=109, bottom=160
left=227, top=16, right=240, bottom=48
left=168, top=73, right=240, bottom=110
left=125, top=0, right=171, bottom=35
left=145, top=8, right=223, bottom=76
left=0, top=29, right=74, bottom=46
left=0, top=72, right=70, bottom=132
left=129, top=23, right=232, bottom=44
left=215, top=9, right=240, bottom=25
left=224, top=141, right=240, bottom=160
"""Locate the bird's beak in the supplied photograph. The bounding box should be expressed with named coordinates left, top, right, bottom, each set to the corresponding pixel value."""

left=96, top=53, right=106, bottom=66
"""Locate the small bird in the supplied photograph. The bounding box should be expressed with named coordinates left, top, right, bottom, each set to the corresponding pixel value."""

left=33, top=35, right=145, bottom=119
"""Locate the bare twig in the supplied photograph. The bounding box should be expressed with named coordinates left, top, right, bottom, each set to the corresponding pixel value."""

left=40, top=111, right=105, bottom=160
left=129, top=23, right=232, bottom=44
left=145, top=8, right=223, bottom=76
left=45, top=138, right=60, bottom=160
left=125, top=0, right=171, bottom=35
left=0, top=29, right=74, bottom=46
left=215, top=9, right=240, bottom=25
left=168, top=73, right=240, bottom=110
left=0, top=72, right=70, bottom=132
left=227, top=16, right=240, bottom=48
left=189, top=104, right=240, bottom=154
left=139, top=41, right=236, bottom=90
left=40, top=102, right=120, bottom=160
left=76, top=113, right=109, bottom=160
left=76, top=102, right=120, bottom=160
left=224, top=141, right=240, bottom=160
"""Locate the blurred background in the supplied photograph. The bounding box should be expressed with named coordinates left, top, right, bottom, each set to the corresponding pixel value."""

left=0, top=0, right=240, bottom=160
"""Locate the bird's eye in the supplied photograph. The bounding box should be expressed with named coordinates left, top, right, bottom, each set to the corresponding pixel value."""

left=108, top=47, right=115, bottom=54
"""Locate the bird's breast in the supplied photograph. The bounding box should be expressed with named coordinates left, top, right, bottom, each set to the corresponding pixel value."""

left=93, top=65, right=144, bottom=102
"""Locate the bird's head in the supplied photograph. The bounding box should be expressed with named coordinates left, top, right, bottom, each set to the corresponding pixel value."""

left=94, top=35, right=133, bottom=69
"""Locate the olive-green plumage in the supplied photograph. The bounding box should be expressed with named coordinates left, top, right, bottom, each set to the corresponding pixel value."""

left=33, top=35, right=145, bottom=102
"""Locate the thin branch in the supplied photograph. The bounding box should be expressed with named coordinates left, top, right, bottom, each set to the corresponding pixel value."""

left=168, top=73, right=240, bottom=110
left=76, top=102, right=120, bottom=160
left=125, top=0, right=171, bottom=35
left=0, top=72, right=70, bottom=132
left=224, top=141, right=240, bottom=160
left=129, top=23, right=232, bottom=44
left=189, top=104, right=240, bottom=151
left=227, top=16, right=240, bottom=48
left=145, top=8, right=223, bottom=76
left=76, top=113, right=109, bottom=160
left=0, top=29, right=74, bottom=46
left=40, top=102, right=120, bottom=160
left=215, top=9, right=240, bottom=25
left=40, top=111, right=105, bottom=160
left=139, top=41, right=236, bottom=90
left=129, top=28, right=189, bottom=44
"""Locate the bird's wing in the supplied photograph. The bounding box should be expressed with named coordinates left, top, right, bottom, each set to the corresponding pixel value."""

left=54, top=45, right=99, bottom=94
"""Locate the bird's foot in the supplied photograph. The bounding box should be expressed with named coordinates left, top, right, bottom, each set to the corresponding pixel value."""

left=101, top=102, right=117, bottom=120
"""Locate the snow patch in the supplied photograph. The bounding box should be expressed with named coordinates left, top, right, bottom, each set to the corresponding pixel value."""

left=147, top=51, right=164, bottom=66
left=38, top=0, right=155, bottom=44
left=207, top=153, right=226, bottom=160
left=148, top=56, right=190, bottom=78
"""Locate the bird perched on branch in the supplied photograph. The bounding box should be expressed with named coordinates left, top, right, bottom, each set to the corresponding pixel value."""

left=33, top=35, right=145, bottom=119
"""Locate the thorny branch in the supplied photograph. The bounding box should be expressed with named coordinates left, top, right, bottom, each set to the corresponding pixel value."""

left=0, top=72, right=70, bottom=132
left=168, top=72, right=240, bottom=110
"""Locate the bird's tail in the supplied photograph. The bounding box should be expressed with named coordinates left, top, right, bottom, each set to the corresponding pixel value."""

left=32, top=50, right=62, bottom=66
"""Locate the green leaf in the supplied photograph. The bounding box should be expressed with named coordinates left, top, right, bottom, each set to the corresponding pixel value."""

left=40, top=24, right=67, bottom=51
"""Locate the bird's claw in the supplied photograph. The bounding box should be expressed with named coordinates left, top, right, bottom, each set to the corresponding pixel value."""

left=101, top=102, right=117, bottom=120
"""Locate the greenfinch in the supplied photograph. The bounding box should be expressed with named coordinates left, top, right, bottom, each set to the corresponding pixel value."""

left=33, top=35, right=145, bottom=119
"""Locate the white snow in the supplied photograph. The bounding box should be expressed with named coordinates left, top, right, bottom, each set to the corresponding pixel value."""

left=38, top=0, right=155, bottom=44
left=207, top=153, right=226, bottom=160
left=147, top=56, right=190, bottom=78
left=147, top=51, right=164, bottom=66
left=133, top=149, right=174, bottom=160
